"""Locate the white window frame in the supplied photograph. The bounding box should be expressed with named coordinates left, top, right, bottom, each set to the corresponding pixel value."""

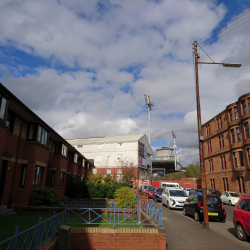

left=117, top=154, right=123, bottom=161
left=62, top=144, right=68, bottom=157
left=96, top=155, right=102, bottom=163
left=118, top=143, right=123, bottom=148
left=117, top=169, right=122, bottom=175
left=93, top=169, right=97, bottom=174
left=74, top=154, right=78, bottom=164
left=107, top=170, right=112, bottom=175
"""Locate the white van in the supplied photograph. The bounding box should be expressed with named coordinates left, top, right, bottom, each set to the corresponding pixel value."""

left=161, top=182, right=183, bottom=190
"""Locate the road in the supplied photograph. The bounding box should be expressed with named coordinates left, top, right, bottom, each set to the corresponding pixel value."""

left=152, top=200, right=250, bottom=250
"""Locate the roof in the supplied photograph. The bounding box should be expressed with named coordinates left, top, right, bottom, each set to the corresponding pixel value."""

left=156, top=147, right=174, bottom=151
left=66, top=134, right=145, bottom=145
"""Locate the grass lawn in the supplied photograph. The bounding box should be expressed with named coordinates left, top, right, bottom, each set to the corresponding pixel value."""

left=0, top=209, right=141, bottom=243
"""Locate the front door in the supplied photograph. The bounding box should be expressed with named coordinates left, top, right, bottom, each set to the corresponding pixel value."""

left=0, top=160, right=7, bottom=201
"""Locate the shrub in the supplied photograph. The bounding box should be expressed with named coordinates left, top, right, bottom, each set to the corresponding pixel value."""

left=30, top=186, right=60, bottom=207
left=114, top=187, right=136, bottom=208
left=65, top=176, right=89, bottom=199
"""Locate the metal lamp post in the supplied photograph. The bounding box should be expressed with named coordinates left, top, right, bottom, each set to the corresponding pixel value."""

left=172, top=131, right=177, bottom=171
left=193, top=40, right=241, bottom=229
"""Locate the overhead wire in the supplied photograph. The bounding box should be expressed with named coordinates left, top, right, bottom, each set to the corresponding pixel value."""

left=198, top=9, right=250, bottom=43
left=201, top=17, right=250, bottom=47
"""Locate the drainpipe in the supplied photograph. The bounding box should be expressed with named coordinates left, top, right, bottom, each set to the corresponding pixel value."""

left=9, top=123, right=24, bottom=208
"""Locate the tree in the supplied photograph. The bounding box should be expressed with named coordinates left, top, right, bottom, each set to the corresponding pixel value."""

left=185, top=162, right=201, bottom=177
left=88, top=171, right=102, bottom=184
left=116, top=157, right=136, bottom=184
left=103, top=174, right=114, bottom=185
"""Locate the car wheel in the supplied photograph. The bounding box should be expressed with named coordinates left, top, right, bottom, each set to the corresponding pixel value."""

left=183, top=207, right=187, bottom=216
left=194, top=211, right=200, bottom=222
left=228, top=200, right=232, bottom=206
left=236, top=223, right=247, bottom=241
left=220, top=218, right=226, bottom=223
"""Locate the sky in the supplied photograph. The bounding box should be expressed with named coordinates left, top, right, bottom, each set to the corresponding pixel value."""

left=0, top=0, right=250, bottom=166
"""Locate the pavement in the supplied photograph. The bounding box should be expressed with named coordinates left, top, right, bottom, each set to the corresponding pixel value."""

left=159, top=202, right=250, bottom=250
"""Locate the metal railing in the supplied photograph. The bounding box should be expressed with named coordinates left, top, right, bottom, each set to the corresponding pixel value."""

left=0, top=211, right=65, bottom=250
left=0, top=199, right=162, bottom=250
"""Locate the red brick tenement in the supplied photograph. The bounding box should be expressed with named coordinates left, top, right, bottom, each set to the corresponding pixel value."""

left=0, top=83, right=95, bottom=207
left=71, top=227, right=166, bottom=250
left=202, top=92, right=250, bottom=195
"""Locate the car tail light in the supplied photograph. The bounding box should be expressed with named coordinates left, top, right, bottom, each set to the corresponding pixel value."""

left=221, top=203, right=225, bottom=210
left=197, top=201, right=203, bottom=208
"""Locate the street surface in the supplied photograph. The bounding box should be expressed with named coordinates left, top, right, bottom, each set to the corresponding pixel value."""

left=152, top=200, right=250, bottom=250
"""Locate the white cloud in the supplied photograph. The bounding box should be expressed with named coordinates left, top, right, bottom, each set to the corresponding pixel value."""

left=0, top=0, right=250, bottom=167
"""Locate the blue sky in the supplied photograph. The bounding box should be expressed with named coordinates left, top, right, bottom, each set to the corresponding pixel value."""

left=0, top=0, right=250, bottom=166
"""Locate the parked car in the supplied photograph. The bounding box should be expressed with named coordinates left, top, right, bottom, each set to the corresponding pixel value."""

left=189, top=189, right=202, bottom=195
left=152, top=188, right=164, bottom=202
left=233, top=196, right=250, bottom=241
left=207, top=189, right=221, bottom=196
left=221, top=191, right=241, bottom=206
left=183, top=193, right=226, bottom=223
left=183, top=188, right=192, bottom=196
left=162, top=188, right=188, bottom=209
left=147, top=187, right=156, bottom=199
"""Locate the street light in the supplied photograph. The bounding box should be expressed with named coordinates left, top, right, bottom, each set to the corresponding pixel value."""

left=171, top=131, right=177, bottom=171
left=106, top=156, right=109, bottom=176
left=193, top=40, right=241, bottom=229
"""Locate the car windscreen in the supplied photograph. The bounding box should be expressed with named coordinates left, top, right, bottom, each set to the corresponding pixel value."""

left=229, top=193, right=240, bottom=197
left=156, top=188, right=164, bottom=193
left=207, top=196, right=221, bottom=205
left=148, top=188, right=155, bottom=191
left=169, top=190, right=187, bottom=197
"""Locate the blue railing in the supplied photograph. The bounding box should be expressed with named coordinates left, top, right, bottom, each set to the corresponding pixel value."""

left=0, top=210, right=65, bottom=250
left=0, top=199, right=162, bottom=250
left=62, top=200, right=116, bottom=208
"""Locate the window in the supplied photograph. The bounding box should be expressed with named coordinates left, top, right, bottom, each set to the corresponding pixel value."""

left=207, top=141, right=212, bottom=153
left=222, top=178, right=229, bottom=191
left=219, top=136, right=221, bottom=149
left=242, top=100, right=247, bottom=114
left=55, top=142, right=68, bottom=157
left=234, top=107, right=238, bottom=119
left=233, top=152, right=239, bottom=167
left=62, top=144, right=67, bottom=157
left=107, top=170, right=111, bottom=175
left=219, top=135, right=224, bottom=149
left=236, top=127, right=241, bottom=142
left=208, top=124, right=210, bottom=135
left=223, top=156, right=227, bottom=169
left=78, top=145, right=82, bottom=148
left=229, top=109, right=233, bottom=121
left=210, top=179, right=215, bottom=190
left=209, top=159, right=214, bottom=171
left=50, top=171, right=56, bottom=187
left=244, top=122, right=250, bottom=139
left=0, top=93, right=8, bottom=120
left=20, top=164, right=27, bottom=188
left=27, top=123, right=49, bottom=146
left=248, top=98, right=250, bottom=112
left=97, top=144, right=102, bottom=150
left=231, top=129, right=236, bottom=143
left=221, top=156, right=224, bottom=170
left=78, top=158, right=83, bottom=166
left=117, top=169, right=122, bottom=175
left=59, top=172, right=65, bottom=187
left=33, top=166, right=44, bottom=188
left=96, top=155, right=102, bottom=163
left=237, top=176, right=245, bottom=193
left=206, top=126, right=208, bottom=136
left=239, top=151, right=244, bottom=166
left=118, top=143, right=123, bottom=148
left=117, top=154, right=123, bottom=161
left=6, top=110, right=15, bottom=133
left=217, top=118, right=220, bottom=129
left=92, top=169, right=97, bottom=174
left=220, top=117, right=222, bottom=128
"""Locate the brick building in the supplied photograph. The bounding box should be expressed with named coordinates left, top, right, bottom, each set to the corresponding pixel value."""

left=0, top=83, right=94, bottom=207
left=202, top=92, right=250, bottom=195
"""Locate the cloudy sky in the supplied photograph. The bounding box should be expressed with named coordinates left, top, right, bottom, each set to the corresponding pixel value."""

left=0, top=0, right=250, bottom=166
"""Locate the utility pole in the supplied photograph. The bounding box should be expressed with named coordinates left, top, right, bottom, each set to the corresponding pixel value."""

left=144, top=95, right=155, bottom=184
left=172, top=131, right=177, bottom=171
left=193, top=41, right=209, bottom=229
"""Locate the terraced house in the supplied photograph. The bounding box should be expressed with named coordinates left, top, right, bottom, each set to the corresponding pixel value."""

left=202, top=92, right=250, bottom=195
left=0, top=83, right=94, bottom=207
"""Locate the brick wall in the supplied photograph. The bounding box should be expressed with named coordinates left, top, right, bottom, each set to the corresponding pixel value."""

left=71, top=227, right=166, bottom=250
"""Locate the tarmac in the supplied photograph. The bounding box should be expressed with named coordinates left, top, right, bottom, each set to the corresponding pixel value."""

left=161, top=204, right=250, bottom=250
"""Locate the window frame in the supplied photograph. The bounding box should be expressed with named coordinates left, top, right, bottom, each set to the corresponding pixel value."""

left=242, top=100, right=247, bottom=115
left=229, top=109, right=233, bottom=121
left=236, top=127, right=241, bottom=142
left=231, top=129, right=236, bottom=143
left=234, top=107, right=238, bottom=119
left=0, top=93, right=8, bottom=121
left=59, top=172, right=65, bottom=187
left=244, top=122, right=250, bottom=139
left=20, top=164, right=27, bottom=188
left=33, top=166, right=44, bottom=188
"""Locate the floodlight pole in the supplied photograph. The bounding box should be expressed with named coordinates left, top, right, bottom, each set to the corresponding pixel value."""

left=193, top=40, right=241, bottom=229
left=172, top=131, right=177, bottom=171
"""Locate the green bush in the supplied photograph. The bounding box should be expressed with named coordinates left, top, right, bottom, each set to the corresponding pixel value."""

left=30, top=186, right=60, bottom=207
left=65, top=176, right=89, bottom=199
left=114, top=187, right=136, bottom=208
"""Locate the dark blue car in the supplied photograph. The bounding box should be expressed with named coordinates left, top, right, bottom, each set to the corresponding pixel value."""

left=189, top=189, right=202, bottom=196
left=153, top=188, right=164, bottom=202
